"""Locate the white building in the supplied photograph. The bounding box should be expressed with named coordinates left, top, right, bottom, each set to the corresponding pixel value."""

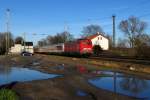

left=10, top=42, right=34, bottom=54
left=85, top=32, right=109, bottom=50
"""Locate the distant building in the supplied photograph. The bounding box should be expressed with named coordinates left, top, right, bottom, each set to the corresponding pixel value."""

left=10, top=42, right=34, bottom=54
left=85, top=32, right=109, bottom=50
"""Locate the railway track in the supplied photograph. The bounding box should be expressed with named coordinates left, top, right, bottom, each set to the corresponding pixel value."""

left=36, top=52, right=150, bottom=65
left=89, top=56, right=150, bottom=65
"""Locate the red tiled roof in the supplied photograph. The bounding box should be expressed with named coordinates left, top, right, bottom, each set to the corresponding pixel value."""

left=85, top=33, right=108, bottom=40
left=86, top=34, right=99, bottom=40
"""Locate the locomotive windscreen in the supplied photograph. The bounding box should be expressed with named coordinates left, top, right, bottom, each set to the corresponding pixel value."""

left=81, top=40, right=91, bottom=45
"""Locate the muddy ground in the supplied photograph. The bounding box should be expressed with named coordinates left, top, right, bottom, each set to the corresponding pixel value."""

left=0, top=54, right=150, bottom=100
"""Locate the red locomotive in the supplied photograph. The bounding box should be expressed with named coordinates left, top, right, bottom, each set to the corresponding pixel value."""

left=64, top=39, right=92, bottom=54
left=36, top=39, right=92, bottom=55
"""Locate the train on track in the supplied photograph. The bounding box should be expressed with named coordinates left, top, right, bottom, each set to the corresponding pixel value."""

left=35, top=39, right=93, bottom=56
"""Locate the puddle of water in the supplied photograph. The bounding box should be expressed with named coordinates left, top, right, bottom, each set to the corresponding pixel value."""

left=0, top=67, right=61, bottom=85
left=90, top=70, right=122, bottom=76
left=88, top=71, right=150, bottom=99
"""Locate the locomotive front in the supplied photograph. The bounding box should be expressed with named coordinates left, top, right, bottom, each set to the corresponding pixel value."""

left=79, top=39, right=93, bottom=54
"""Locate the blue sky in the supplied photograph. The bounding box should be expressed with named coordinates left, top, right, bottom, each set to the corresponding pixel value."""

left=0, top=0, right=150, bottom=45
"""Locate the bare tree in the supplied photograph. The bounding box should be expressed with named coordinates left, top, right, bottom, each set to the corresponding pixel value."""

left=0, top=32, right=14, bottom=54
left=0, top=33, right=6, bottom=54
left=134, top=34, right=150, bottom=47
left=119, top=16, right=147, bottom=48
left=37, top=41, right=43, bottom=47
left=46, top=35, right=53, bottom=45
left=46, top=31, right=74, bottom=45
left=37, top=39, right=47, bottom=47
left=38, top=31, right=74, bottom=46
left=81, top=24, right=103, bottom=37
left=15, top=36, right=24, bottom=44
left=117, top=38, right=129, bottom=48
left=106, top=34, right=113, bottom=49
left=134, top=34, right=150, bottom=58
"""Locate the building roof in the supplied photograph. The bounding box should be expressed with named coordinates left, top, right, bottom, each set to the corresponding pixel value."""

left=85, top=32, right=108, bottom=40
left=85, top=34, right=99, bottom=40
left=22, top=42, right=33, bottom=46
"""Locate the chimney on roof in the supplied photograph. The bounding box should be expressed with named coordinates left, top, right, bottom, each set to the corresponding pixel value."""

left=97, top=32, right=100, bottom=35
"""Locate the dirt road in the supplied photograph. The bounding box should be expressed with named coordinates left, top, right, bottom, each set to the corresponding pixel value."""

left=1, top=54, right=149, bottom=100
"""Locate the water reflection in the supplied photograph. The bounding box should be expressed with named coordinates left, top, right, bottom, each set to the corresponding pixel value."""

left=0, top=65, right=11, bottom=75
left=77, top=90, right=88, bottom=96
left=88, top=71, right=150, bottom=99
left=0, top=67, right=62, bottom=86
left=120, top=77, right=149, bottom=95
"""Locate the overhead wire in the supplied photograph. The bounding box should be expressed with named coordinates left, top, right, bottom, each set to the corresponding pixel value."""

left=61, top=0, right=150, bottom=36
left=83, top=0, right=150, bottom=28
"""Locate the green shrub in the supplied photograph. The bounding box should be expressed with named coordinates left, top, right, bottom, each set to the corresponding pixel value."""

left=0, top=89, right=19, bottom=100
left=81, top=53, right=91, bottom=58
left=93, top=45, right=103, bottom=56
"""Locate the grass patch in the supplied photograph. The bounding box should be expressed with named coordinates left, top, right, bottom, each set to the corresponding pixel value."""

left=0, top=89, right=19, bottom=100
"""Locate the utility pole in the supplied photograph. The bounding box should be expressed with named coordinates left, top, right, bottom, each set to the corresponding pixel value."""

left=64, top=21, right=69, bottom=42
left=5, top=9, right=11, bottom=54
left=23, top=32, right=26, bottom=51
left=64, top=21, right=68, bottom=32
left=5, top=33, right=8, bottom=54
left=112, top=15, right=116, bottom=47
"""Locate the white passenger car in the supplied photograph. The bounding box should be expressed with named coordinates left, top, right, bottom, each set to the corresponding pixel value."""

left=37, top=43, right=64, bottom=53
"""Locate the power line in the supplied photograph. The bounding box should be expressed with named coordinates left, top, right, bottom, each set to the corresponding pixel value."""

left=139, top=12, right=150, bottom=18
left=77, top=1, right=150, bottom=26
left=102, top=24, right=112, bottom=28
left=68, top=16, right=111, bottom=24
left=108, top=0, right=150, bottom=17
left=5, top=9, right=11, bottom=55
left=88, top=16, right=111, bottom=21
left=140, top=0, right=150, bottom=4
